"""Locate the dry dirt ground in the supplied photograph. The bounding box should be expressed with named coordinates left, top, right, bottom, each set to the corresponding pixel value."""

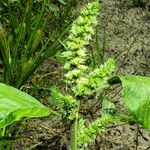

left=14, top=0, right=150, bottom=149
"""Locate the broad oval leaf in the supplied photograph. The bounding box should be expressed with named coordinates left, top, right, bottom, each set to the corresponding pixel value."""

left=119, top=76, right=150, bottom=131
left=0, top=83, right=51, bottom=129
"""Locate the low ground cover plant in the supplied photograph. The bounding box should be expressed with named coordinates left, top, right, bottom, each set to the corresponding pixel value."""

left=0, top=1, right=149, bottom=150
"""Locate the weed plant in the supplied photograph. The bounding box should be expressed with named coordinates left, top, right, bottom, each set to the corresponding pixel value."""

left=49, top=1, right=128, bottom=149
left=49, top=1, right=150, bottom=149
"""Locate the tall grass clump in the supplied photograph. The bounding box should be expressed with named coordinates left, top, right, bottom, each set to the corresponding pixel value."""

left=0, top=0, right=79, bottom=88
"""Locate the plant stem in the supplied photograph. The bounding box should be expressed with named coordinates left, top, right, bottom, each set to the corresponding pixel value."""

left=70, top=113, right=78, bottom=150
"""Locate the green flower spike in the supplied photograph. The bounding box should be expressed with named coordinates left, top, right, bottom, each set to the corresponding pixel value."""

left=63, top=1, right=100, bottom=84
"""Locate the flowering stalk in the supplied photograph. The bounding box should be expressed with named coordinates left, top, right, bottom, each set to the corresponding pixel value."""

left=51, top=1, right=117, bottom=149
left=63, top=1, right=100, bottom=84
left=62, top=2, right=100, bottom=150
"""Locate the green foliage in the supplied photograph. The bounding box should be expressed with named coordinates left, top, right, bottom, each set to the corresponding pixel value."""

left=0, top=83, right=51, bottom=129
left=119, top=76, right=150, bottom=131
left=0, top=0, right=79, bottom=88
left=109, top=75, right=150, bottom=131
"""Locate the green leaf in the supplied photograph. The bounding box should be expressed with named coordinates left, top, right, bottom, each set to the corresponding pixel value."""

left=0, top=83, right=51, bottom=129
left=119, top=76, right=150, bottom=131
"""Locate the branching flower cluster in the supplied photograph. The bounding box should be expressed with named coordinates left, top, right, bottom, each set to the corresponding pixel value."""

left=63, top=1, right=115, bottom=97
left=73, top=58, right=115, bottom=96
left=50, top=1, right=117, bottom=149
